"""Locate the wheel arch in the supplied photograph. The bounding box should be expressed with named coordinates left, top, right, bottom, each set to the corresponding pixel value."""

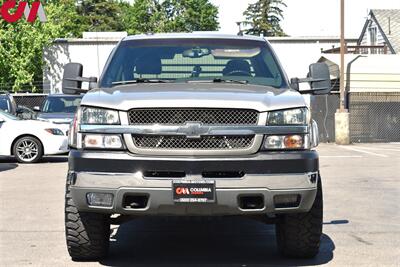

left=10, top=134, right=44, bottom=155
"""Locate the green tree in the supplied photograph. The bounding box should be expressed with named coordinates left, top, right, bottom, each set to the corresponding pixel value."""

left=0, top=0, right=80, bottom=92
left=243, top=0, right=286, bottom=37
left=77, top=0, right=124, bottom=32
left=120, top=0, right=166, bottom=35
left=0, top=0, right=220, bottom=92
left=121, top=0, right=219, bottom=34
left=162, top=0, right=219, bottom=32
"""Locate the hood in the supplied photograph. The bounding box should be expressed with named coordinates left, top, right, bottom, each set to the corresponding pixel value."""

left=37, top=112, right=74, bottom=124
left=81, top=83, right=307, bottom=112
left=8, top=119, right=70, bottom=133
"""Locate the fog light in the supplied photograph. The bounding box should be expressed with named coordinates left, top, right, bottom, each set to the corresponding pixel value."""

left=264, top=135, right=285, bottom=149
left=274, top=194, right=301, bottom=208
left=86, top=192, right=114, bottom=207
left=104, top=135, right=122, bottom=148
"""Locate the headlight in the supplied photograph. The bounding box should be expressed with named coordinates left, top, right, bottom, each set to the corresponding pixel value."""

left=264, top=135, right=307, bottom=150
left=267, top=108, right=309, bottom=125
left=83, top=134, right=123, bottom=149
left=81, top=107, right=120, bottom=125
left=45, top=128, right=64, bottom=136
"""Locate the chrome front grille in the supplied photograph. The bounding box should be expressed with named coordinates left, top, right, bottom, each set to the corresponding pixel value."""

left=126, top=108, right=261, bottom=155
left=132, top=135, right=255, bottom=150
left=128, top=108, right=258, bottom=125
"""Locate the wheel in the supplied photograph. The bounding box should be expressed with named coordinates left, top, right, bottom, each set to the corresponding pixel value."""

left=275, top=176, right=323, bottom=258
left=13, top=136, right=43, bottom=163
left=65, top=183, right=110, bottom=261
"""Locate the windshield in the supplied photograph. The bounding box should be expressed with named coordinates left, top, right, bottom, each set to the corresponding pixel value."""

left=0, top=109, right=20, bottom=120
left=100, top=38, right=287, bottom=88
left=42, top=96, right=82, bottom=113
left=0, top=97, right=10, bottom=112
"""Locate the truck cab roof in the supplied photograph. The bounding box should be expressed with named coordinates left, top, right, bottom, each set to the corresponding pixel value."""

left=122, top=32, right=267, bottom=42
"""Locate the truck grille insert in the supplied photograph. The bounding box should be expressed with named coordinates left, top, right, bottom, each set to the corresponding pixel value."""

left=128, top=108, right=258, bottom=125
left=132, top=135, right=255, bottom=150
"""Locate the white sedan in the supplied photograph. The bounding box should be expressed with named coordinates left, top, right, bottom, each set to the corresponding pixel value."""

left=0, top=109, right=69, bottom=163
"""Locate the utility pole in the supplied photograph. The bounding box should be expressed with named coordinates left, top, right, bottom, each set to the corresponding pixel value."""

left=339, top=0, right=346, bottom=111
left=236, top=22, right=243, bottom=36
left=335, top=0, right=350, bottom=145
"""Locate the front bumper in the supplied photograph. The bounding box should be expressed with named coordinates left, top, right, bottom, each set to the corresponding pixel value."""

left=68, top=149, right=319, bottom=216
left=43, top=135, right=69, bottom=155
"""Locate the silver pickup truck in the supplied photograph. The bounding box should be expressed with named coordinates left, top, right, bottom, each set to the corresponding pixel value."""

left=63, top=33, right=331, bottom=261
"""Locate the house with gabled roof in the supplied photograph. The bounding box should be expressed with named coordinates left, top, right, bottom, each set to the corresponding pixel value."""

left=358, top=9, right=400, bottom=54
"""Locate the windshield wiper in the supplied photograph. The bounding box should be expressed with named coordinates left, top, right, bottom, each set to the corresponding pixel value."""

left=112, top=78, right=172, bottom=86
left=213, top=78, right=248, bottom=84
left=186, top=78, right=248, bottom=85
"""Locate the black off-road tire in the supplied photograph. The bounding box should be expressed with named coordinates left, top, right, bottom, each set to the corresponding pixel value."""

left=65, top=184, right=110, bottom=261
left=275, top=177, right=323, bottom=258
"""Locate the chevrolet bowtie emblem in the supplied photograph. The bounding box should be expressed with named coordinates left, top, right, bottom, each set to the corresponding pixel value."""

left=178, top=122, right=209, bottom=139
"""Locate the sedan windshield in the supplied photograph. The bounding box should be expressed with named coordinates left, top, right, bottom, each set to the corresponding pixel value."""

left=100, top=38, right=287, bottom=88
left=0, top=97, right=10, bottom=111
left=0, top=109, right=20, bottom=120
left=42, top=96, right=82, bottom=113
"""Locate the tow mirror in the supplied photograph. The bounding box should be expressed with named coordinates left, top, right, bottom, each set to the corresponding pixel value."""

left=62, top=63, right=97, bottom=95
left=291, top=63, right=331, bottom=95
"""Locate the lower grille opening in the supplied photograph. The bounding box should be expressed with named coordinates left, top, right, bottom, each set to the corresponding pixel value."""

left=143, top=171, right=185, bottom=178
left=123, top=195, right=149, bottom=209
left=239, top=195, right=265, bottom=210
left=274, top=194, right=301, bottom=209
left=202, top=171, right=245, bottom=178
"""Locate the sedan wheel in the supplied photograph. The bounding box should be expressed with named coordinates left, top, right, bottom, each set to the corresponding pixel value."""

left=13, top=136, right=43, bottom=163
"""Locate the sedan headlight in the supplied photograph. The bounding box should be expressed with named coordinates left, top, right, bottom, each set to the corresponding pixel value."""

left=267, top=108, right=309, bottom=125
left=81, top=107, right=120, bottom=125
left=45, top=128, right=64, bottom=136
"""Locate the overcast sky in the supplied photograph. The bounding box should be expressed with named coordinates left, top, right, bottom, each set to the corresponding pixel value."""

left=210, top=0, right=400, bottom=37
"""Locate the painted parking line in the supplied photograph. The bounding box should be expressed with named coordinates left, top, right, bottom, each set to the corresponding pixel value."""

left=320, top=155, right=363, bottom=158
left=337, top=146, right=389, bottom=158
left=351, top=146, right=400, bottom=152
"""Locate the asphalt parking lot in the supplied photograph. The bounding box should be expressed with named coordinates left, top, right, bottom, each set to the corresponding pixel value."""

left=0, top=143, right=399, bottom=267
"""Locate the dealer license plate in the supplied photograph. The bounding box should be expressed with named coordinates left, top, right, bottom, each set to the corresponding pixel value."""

left=172, top=180, right=215, bottom=203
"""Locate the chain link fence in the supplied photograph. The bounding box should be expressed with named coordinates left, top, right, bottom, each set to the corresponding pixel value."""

left=349, top=92, right=400, bottom=143
left=12, top=94, right=47, bottom=110
left=311, top=92, right=399, bottom=143
left=311, top=94, right=340, bottom=143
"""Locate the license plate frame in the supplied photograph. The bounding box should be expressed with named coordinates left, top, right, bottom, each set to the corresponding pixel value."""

left=172, top=180, right=216, bottom=203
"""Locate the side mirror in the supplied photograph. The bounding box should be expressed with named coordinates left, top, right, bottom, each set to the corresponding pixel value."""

left=308, top=63, right=331, bottom=95
left=62, top=63, right=98, bottom=95
left=62, top=63, right=83, bottom=95
left=33, top=106, right=40, bottom=112
left=291, top=63, right=331, bottom=95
